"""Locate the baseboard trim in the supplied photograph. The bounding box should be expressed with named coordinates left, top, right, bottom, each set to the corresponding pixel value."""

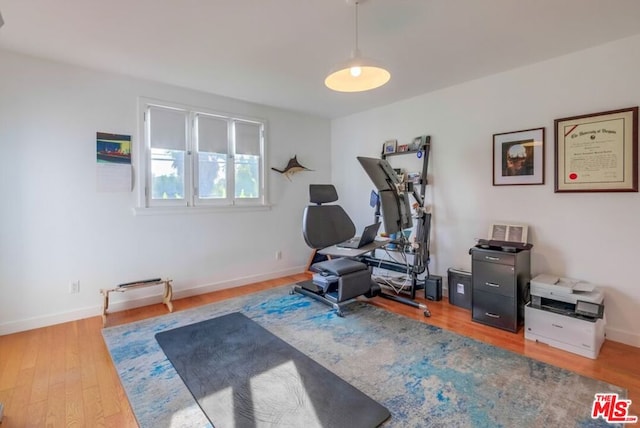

left=604, top=326, right=640, bottom=348
left=4, top=267, right=639, bottom=349
left=0, top=266, right=304, bottom=336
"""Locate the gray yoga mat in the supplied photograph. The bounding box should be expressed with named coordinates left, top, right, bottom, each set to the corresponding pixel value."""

left=155, top=312, right=390, bottom=428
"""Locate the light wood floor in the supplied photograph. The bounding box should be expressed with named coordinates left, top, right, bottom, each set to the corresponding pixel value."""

left=1, top=272, right=638, bottom=427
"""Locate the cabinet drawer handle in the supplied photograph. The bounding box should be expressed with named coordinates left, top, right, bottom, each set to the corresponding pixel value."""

left=485, top=256, right=500, bottom=261
left=485, top=312, right=500, bottom=319
left=552, top=323, right=564, bottom=329
left=485, top=282, right=500, bottom=288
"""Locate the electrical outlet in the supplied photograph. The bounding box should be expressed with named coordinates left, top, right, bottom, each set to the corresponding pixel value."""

left=69, top=280, right=80, bottom=294
left=275, top=250, right=282, bottom=260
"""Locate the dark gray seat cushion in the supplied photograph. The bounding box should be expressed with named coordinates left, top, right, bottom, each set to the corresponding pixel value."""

left=312, top=258, right=367, bottom=276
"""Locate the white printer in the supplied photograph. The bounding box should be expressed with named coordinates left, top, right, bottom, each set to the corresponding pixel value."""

left=525, top=274, right=606, bottom=359
left=529, top=273, right=604, bottom=308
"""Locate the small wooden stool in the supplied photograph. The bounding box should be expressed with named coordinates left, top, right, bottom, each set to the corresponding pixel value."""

left=100, top=279, right=173, bottom=326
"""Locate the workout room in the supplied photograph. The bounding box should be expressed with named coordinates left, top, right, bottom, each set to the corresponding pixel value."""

left=1, top=1, right=639, bottom=426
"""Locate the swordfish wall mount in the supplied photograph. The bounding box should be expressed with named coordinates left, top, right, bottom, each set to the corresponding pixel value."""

left=271, top=155, right=313, bottom=181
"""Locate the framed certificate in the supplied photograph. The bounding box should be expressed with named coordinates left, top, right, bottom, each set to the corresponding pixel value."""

left=554, top=107, right=638, bottom=192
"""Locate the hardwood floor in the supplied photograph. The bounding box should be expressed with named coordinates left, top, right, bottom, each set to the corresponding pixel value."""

left=1, top=272, right=638, bottom=426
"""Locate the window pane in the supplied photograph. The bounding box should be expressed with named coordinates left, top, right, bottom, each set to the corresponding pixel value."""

left=149, top=107, right=186, bottom=151
left=197, top=114, right=228, bottom=154
left=234, top=154, right=259, bottom=198
left=198, top=152, right=227, bottom=199
left=151, top=148, right=184, bottom=199
left=235, top=121, right=261, bottom=155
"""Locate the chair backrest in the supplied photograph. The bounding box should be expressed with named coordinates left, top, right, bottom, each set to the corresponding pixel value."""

left=302, top=184, right=356, bottom=249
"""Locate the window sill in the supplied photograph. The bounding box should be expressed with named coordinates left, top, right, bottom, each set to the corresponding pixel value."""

left=132, top=204, right=273, bottom=216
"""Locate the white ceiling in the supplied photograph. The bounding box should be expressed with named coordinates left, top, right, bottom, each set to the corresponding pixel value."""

left=1, top=0, right=640, bottom=119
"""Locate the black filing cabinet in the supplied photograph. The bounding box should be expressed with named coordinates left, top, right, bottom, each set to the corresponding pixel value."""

left=470, top=246, right=530, bottom=332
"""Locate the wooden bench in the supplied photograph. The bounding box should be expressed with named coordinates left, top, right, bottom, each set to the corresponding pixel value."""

left=100, top=279, right=173, bottom=326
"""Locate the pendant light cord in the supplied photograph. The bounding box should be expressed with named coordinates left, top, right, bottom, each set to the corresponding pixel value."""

left=324, top=0, right=391, bottom=91
left=354, top=1, right=360, bottom=54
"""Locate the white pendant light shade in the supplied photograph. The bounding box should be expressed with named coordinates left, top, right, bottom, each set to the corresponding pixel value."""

left=325, top=54, right=391, bottom=92
left=325, top=0, right=390, bottom=92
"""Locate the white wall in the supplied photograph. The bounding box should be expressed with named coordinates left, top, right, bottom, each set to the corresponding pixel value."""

left=331, top=35, right=640, bottom=347
left=0, top=50, right=331, bottom=334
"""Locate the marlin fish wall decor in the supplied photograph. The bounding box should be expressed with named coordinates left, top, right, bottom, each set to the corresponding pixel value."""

left=271, top=155, right=312, bottom=180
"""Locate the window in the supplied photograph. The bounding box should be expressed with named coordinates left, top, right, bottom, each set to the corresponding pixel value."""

left=140, top=99, right=267, bottom=209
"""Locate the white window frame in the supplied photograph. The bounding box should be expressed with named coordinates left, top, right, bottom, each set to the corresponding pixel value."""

left=136, top=97, right=268, bottom=212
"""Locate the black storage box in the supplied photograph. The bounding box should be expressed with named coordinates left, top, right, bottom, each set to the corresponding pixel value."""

left=424, top=275, right=442, bottom=301
left=447, top=268, right=472, bottom=309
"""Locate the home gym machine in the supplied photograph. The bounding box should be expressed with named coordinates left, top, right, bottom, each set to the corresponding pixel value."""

left=356, top=137, right=433, bottom=317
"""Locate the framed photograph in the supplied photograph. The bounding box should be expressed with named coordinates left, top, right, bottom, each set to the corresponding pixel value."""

left=409, top=136, right=423, bottom=151
left=554, top=107, right=638, bottom=192
left=397, top=144, right=409, bottom=152
left=493, top=127, right=545, bottom=186
left=383, top=139, right=397, bottom=154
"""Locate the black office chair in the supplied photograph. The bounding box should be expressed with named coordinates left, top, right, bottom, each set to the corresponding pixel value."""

left=292, top=184, right=376, bottom=316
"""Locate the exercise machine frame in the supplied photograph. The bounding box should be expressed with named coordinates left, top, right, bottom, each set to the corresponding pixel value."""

left=356, top=137, right=432, bottom=316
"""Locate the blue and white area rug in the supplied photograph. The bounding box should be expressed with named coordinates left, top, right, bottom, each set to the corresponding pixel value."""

left=102, top=286, right=626, bottom=427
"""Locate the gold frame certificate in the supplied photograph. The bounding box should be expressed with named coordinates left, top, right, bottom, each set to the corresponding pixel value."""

left=554, top=107, right=638, bottom=192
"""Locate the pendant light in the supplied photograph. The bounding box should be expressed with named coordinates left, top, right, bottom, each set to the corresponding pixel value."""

left=325, top=0, right=391, bottom=92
